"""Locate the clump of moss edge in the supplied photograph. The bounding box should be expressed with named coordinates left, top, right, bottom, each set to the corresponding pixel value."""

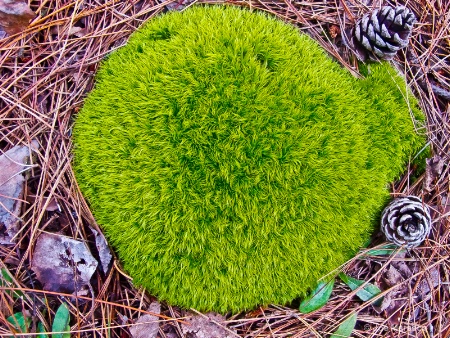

left=73, top=5, right=426, bottom=313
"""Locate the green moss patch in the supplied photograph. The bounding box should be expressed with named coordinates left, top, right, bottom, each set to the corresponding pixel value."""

left=73, top=5, right=425, bottom=312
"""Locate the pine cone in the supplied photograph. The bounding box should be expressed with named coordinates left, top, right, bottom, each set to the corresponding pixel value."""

left=348, top=6, right=416, bottom=61
left=381, top=196, right=431, bottom=248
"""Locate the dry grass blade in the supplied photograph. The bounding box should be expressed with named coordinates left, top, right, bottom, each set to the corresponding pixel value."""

left=1, top=0, right=448, bottom=337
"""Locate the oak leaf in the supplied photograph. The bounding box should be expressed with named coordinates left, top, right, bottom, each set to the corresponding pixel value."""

left=181, top=312, right=236, bottom=338
left=0, top=0, right=35, bottom=36
left=129, top=302, right=161, bottom=338
left=0, top=141, right=39, bottom=244
left=31, top=232, right=98, bottom=293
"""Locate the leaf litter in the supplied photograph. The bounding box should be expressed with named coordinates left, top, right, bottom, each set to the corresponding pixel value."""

left=89, top=226, right=112, bottom=274
left=129, top=305, right=237, bottom=338
left=180, top=311, right=237, bottom=338
left=129, top=302, right=161, bottom=338
left=31, top=232, right=98, bottom=294
left=377, top=250, right=443, bottom=325
left=0, top=0, right=35, bottom=37
left=0, top=141, right=39, bottom=245
left=424, top=156, right=446, bottom=192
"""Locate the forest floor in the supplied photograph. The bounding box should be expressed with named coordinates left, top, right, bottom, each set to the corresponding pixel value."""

left=0, top=0, right=449, bottom=337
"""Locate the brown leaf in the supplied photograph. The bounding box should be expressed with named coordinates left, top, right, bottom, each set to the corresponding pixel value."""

left=166, top=0, right=195, bottom=11
left=384, top=300, right=404, bottom=326
left=31, top=232, right=98, bottom=293
left=245, top=308, right=265, bottom=318
left=129, top=302, right=161, bottom=338
left=0, top=0, right=35, bottom=36
left=383, top=265, right=404, bottom=288
left=0, top=141, right=39, bottom=244
left=415, top=267, right=441, bottom=300
left=424, top=156, right=445, bottom=192
left=67, top=26, right=86, bottom=37
left=441, top=195, right=450, bottom=214
left=381, top=263, right=411, bottom=321
left=44, top=197, right=60, bottom=211
left=390, top=253, right=414, bottom=280
left=181, top=312, right=236, bottom=338
left=328, top=24, right=340, bottom=39
left=26, top=195, right=60, bottom=212
left=378, top=289, right=393, bottom=312
left=89, top=226, right=113, bottom=274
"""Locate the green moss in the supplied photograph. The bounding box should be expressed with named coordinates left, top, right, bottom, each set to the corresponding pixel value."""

left=73, top=6, right=426, bottom=312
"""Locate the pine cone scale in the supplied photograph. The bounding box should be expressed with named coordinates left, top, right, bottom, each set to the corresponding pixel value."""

left=386, top=211, right=398, bottom=226
left=399, top=214, right=413, bottom=223
left=361, top=35, right=372, bottom=51
left=399, top=204, right=416, bottom=213
left=367, top=24, right=376, bottom=41
left=374, top=34, right=386, bottom=47
left=394, top=33, right=408, bottom=47
left=380, top=6, right=393, bottom=22
left=380, top=25, right=391, bottom=39
left=371, top=12, right=380, bottom=31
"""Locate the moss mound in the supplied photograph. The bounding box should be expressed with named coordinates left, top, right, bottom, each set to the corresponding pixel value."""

left=73, top=6, right=425, bottom=312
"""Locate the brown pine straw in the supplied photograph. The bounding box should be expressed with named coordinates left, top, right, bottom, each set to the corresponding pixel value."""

left=0, top=0, right=448, bottom=336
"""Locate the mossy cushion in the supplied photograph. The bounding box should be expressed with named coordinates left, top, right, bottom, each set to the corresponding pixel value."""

left=73, top=5, right=425, bottom=312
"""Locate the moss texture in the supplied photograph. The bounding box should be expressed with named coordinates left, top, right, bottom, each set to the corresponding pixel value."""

left=73, top=6, right=425, bottom=312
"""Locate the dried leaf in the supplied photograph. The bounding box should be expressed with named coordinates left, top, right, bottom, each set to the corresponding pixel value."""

left=89, top=226, right=112, bottom=274
left=299, top=279, right=334, bottom=314
left=339, top=273, right=383, bottom=306
left=328, top=24, right=340, bottom=39
left=31, top=232, right=98, bottom=293
left=383, top=265, right=404, bottom=288
left=0, top=0, right=35, bottom=36
left=415, top=267, right=440, bottom=300
left=245, top=308, right=264, bottom=318
left=381, top=264, right=413, bottom=323
left=0, top=141, right=39, bottom=245
left=424, top=156, right=445, bottom=191
left=378, top=290, right=393, bottom=312
left=27, top=195, right=60, bottom=212
left=384, top=299, right=404, bottom=325
left=181, top=312, right=237, bottom=338
left=391, top=256, right=413, bottom=280
left=129, top=302, right=161, bottom=338
left=440, top=195, right=450, bottom=214
left=166, top=0, right=195, bottom=11
left=45, top=197, right=60, bottom=212
left=67, top=26, right=86, bottom=37
left=52, top=303, right=70, bottom=338
left=330, top=313, right=357, bottom=338
left=430, top=83, right=450, bottom=100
